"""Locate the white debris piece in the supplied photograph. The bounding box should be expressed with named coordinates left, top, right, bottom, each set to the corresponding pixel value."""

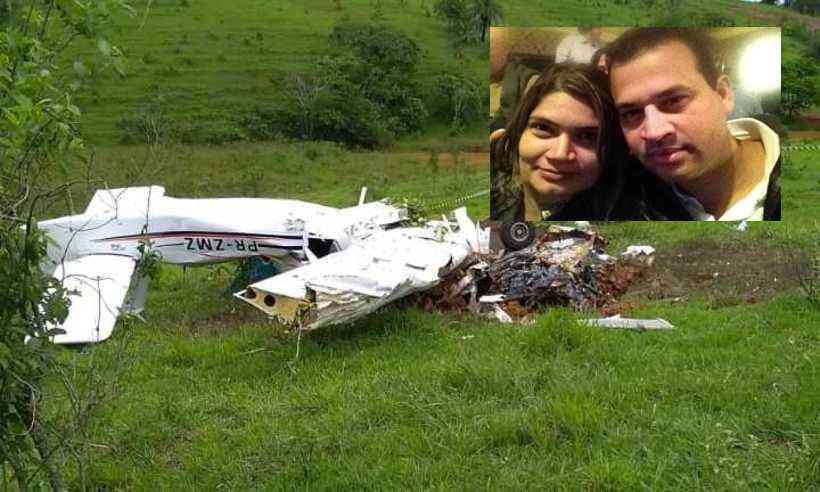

left=492, top=304, right=513, bottom=323
left=478, top=294, right=507, bottom=303
left=581, top=314, right=675, bottom=331
left=620, top=245, right=656, bottom=267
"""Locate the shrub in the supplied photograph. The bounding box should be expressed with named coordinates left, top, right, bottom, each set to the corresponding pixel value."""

left=781, top=55, right=819, bottom=120
left=329, top=22, right=421, bottom=73
left=117, top=96, right=246, bottom=145
left=429, top=70, right=483, bottom=130
left=434, top=0, right=470, bottom=40
left=434, top=0, right=503, bottom=45
left=245, top=23, right=427, bottom=148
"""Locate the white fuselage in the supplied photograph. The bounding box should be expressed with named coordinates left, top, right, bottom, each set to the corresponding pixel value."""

left=38, top=186, right=404, bottom=271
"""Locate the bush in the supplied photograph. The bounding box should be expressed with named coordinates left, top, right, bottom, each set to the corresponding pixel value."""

left=434, top=0, right=504, bottom=45
left=329, top=22, right=420, bottom=73
left=781, top=55, right=819, bottom=120
left=429, top=70, right=483, bottom=130
left=244, top=23, right=427, bottom=149
left=434, top=0, right=471, bottom=45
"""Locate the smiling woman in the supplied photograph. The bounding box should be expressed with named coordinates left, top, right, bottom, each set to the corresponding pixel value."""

left=491, top=63, right=633, bottom=222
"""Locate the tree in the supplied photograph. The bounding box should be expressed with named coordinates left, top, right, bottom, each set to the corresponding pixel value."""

left=781, top=55, right=819, bottom=120
left=1, top=1, right=132, bottom=489
left=434, top=0, right=504, bottom=45
left=469, top=0, right=503, bottom=42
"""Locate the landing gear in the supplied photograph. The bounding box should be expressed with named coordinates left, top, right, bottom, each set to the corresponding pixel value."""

left=500, top=221, right=535, bottom=251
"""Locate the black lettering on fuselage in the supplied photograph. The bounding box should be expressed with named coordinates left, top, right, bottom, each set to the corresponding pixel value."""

left=196, top=238, right=212, bottom=251
left=214, top=238, right=224, bottom=251
left=185, top=237, right=194, bottom=250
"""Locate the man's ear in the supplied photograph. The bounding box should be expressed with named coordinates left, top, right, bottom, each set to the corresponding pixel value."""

left=715, top=74, right=734, bottom=117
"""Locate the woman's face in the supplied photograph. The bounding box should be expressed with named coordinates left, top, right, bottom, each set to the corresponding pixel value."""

left=518, top=91, right=602, bottom=203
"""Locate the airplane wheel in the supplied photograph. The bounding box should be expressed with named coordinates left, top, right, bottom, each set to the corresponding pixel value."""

left=500, top=221, right=535, bottom=251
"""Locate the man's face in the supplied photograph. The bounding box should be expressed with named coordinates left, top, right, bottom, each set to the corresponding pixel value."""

left=610, top=41, right=735, bottom=185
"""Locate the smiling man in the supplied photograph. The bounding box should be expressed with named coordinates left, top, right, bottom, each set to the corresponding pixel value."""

left=607, top=28, right=781, bottom=221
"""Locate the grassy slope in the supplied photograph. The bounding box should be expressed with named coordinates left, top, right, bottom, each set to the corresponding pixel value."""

left=40, top=0, right=820, bottom=489
left=73, top=0, right=816, bottom=147
left=69, top=0, right=488, bottom=147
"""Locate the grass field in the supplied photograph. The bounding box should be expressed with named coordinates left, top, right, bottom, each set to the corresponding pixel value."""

left=19, top=0, right=820, bottom=489
left=67, top=0, right=490, bottom=147
left=33, top=139, right=819, bottom=490
left=67, top=0, right=819, bottom=149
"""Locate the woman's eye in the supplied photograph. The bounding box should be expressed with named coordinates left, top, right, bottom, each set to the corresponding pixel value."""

left=529, top=122, right=556, bottom=136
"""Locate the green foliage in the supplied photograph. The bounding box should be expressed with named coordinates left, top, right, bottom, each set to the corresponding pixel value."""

left=781, top=55, right=819, bottom=119
left=245, top=23, right=427, bottom=149
left=652, top=6, right=739, bottom=26
left=429, top=69, right=483, bottom=130
left=435, top=0, right=472, bottom=46
left=116, top=92, right=246, bottom=145
left=330, top=22, right=421, bottom=73
left=434, top=0, right=504, bottom=45
left=136, top=241, right=163, bottom=280
left=1, top=0, right=133, bottom=488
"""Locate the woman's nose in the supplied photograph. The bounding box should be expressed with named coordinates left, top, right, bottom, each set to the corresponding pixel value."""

left=546, top=132, right=576, bottom=161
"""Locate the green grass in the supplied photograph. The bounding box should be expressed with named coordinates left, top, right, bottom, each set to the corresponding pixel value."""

left=65, top=0, right=819, bottom=149
left=37, top=130, right=820, bottom=491
left=59, top=293, right=820, bottom=489
left=66, top=0, right=489, bottom=147
left=49, top=140, right=490, bottom=220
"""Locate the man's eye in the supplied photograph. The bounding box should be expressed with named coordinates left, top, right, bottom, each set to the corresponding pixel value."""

left=619, top=109, right=642, bottom=125
left=661, top=94, right=689, bottom=112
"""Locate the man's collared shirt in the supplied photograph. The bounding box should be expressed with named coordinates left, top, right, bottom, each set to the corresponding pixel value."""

left=674, top=117, right=780, bottom=222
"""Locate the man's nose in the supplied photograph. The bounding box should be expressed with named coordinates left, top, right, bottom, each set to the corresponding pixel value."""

left=546, top=132, right=576, bottom=161
left=640, top=105, right=674, bottom=142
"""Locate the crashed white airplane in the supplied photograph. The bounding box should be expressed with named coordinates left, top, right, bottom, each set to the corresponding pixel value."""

left=38, top=186, right=486, bottom=344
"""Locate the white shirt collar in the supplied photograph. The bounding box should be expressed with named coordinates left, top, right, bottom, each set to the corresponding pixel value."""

left=676, top=118, right=779, bottom=222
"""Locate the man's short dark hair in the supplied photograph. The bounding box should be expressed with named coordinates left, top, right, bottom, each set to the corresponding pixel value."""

left=606, top=28, right=720, bottom=88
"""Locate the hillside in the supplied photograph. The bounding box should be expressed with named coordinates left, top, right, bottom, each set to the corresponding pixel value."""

left=66, top=0, right=819, bottom=149
left=68, top=0, right=489, bottom=146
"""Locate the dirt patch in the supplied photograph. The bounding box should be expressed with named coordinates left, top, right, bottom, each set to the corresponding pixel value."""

left=731, top=5, right=820, bottom=30
left=789, top=130, right=820, bottom=141
left=622, top=238, right=802, bottom=309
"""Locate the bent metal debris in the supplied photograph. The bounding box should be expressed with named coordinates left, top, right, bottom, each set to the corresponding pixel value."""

left=419, top=224, right=655, bottom=323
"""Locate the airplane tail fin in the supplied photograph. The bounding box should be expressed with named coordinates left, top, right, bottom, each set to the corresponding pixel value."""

left=49, top=254, right=137, bottom=344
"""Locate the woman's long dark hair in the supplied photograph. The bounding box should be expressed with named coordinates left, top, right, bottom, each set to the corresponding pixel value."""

left=491, top=62, right=630, bottom=221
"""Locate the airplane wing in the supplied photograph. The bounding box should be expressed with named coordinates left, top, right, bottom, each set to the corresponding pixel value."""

left=236, top=223, right=476, bottom=330
left=49, top=254, right=136, bottom=344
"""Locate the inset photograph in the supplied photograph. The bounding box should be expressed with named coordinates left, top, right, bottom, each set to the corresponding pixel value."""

left=490, top=27, right=782, bottom=222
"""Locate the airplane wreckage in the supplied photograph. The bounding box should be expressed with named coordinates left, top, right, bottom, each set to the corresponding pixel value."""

left=37, top=186, right=658, bottom=345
